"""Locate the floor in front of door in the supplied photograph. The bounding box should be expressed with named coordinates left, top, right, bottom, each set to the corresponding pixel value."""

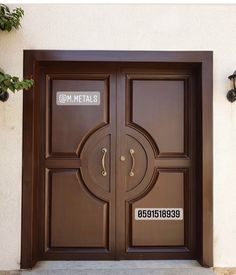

left=1, top=261, right=216, bottom=275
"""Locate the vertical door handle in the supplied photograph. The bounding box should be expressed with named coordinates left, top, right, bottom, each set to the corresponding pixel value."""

left=129, top=149, right=135, bottom=177
left=101, top=148, right=107, bottom=176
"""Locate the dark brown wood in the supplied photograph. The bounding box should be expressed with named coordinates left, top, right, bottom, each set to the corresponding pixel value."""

left=21, top=52, right=37, bottom=269
left=201, top=54, right=213, bottom=267
left=22, top=50, right=213, bottom=268
left=115, top=67, right=198, bottom=260
left=38, top=65, right=117, bottom=261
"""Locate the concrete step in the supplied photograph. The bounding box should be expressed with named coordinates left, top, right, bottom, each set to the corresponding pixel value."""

left=1, top=261, right=216, bottom=275
left=21, top=267, right=215, bottom=275
left=22, top=260, right=215, bottom=275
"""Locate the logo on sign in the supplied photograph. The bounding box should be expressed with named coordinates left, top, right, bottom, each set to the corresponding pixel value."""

left=56, top=91, right=100, bottom=106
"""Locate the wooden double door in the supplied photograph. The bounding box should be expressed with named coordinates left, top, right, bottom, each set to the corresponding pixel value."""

left=37, top=62, right=200, bottom=261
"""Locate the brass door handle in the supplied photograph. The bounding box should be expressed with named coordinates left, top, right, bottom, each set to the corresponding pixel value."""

left=101, top=148, right=107, bottom=176
left=129, top=149, right=135, bottom=177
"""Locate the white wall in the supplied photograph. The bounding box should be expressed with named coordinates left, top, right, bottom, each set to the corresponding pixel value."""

left=0, top=4, right=236, bottom=270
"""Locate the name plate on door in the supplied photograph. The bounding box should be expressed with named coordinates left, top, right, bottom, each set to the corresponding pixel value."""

left=56, top=91, right=100, bottom=106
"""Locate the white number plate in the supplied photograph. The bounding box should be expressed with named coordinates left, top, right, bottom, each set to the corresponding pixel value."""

left=135, top=208, right=183, bottom=220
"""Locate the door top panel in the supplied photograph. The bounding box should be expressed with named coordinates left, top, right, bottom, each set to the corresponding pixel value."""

left=46, top=76, right=110, bottom=158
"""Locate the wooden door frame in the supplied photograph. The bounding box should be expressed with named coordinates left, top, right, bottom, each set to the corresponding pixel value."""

left=22, top=50, right=213, bottom=269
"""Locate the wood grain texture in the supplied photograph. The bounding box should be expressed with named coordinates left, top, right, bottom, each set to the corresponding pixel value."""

left=22, top=51, right=213, bottom=268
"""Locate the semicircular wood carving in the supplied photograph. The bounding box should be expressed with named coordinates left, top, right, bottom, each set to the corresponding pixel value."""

left=124, top=126, right=157, bottom=201
left=80, top=125, right=112, bottom=201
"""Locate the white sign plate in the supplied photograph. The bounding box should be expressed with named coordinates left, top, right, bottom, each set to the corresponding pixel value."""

left=135, top=208, right=183, bottom=220
left=56, top=91, right=100, bottom=106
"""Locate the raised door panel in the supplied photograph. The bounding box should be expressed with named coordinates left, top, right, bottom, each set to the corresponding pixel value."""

left=132, top=80, right=185, bottom=156
left=48, top=169, right=108, bottom=248
left=131, top=171, right=185, bottom=247
left=46, top=77, right=109, bottom=158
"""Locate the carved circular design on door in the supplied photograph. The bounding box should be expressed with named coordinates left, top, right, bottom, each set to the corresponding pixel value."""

left=124, top=126, right=158, bottom=201
left=125, top=135, right=148, bottom=192
left=80, top=126, right=112, bottom=201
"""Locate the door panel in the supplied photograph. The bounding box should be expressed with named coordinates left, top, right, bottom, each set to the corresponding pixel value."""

left=48, top=169, right=108, bottom=248
left=131, top=171, right=185, bottom=247
left=48, top=78, right=109, bottom=157
left=40, top=68, right=117, bottom=259
left=132, top=80, right=185, bottom=155
left=117, top=70, right=196, bottom=259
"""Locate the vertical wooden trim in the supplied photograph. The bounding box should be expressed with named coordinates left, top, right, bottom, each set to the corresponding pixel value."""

left=201, top=53, right=213, bottom=267
left=21, top=51, right=36, bottom=268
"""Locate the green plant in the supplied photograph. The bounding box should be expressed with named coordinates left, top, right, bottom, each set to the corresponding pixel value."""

left=0, top=4, right=33, bottom=102
left=0, top=70, right=33, bottom=102
left=0, top=4, right=24, bottom=31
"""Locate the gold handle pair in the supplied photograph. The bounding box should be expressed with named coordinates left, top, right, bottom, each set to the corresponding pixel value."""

left=101, top=148, right=135, bottom=177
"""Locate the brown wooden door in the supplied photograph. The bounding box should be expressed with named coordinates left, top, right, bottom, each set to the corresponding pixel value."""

left=38, top=62, right=198, bottom=260
left=116, top=66, right=197, bottom=260
left=39, top=64, right=117, bottom=260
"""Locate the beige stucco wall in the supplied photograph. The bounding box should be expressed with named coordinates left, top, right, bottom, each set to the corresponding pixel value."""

left=0, top=4, right=236, bottom=270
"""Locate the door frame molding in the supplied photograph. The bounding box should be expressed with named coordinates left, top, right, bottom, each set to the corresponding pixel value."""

left=22, top=50, right=213, bottom=268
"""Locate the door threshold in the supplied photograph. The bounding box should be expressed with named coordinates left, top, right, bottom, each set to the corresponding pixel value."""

left=17, top=260, right=216, bottom=274
left=32, top=260, right=200, bottom=270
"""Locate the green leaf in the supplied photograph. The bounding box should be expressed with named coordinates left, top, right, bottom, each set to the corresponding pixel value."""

left=12, top=76, right=19, bottom=82
left=4, top=74, right=11, bottom=79
left=0, top=74, right=5, bottom=82
left=3, top=79, right=11, bottom=87
left=0, top=71, right=34, bottom=96
left=0, top=4, right=24, bottom=32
